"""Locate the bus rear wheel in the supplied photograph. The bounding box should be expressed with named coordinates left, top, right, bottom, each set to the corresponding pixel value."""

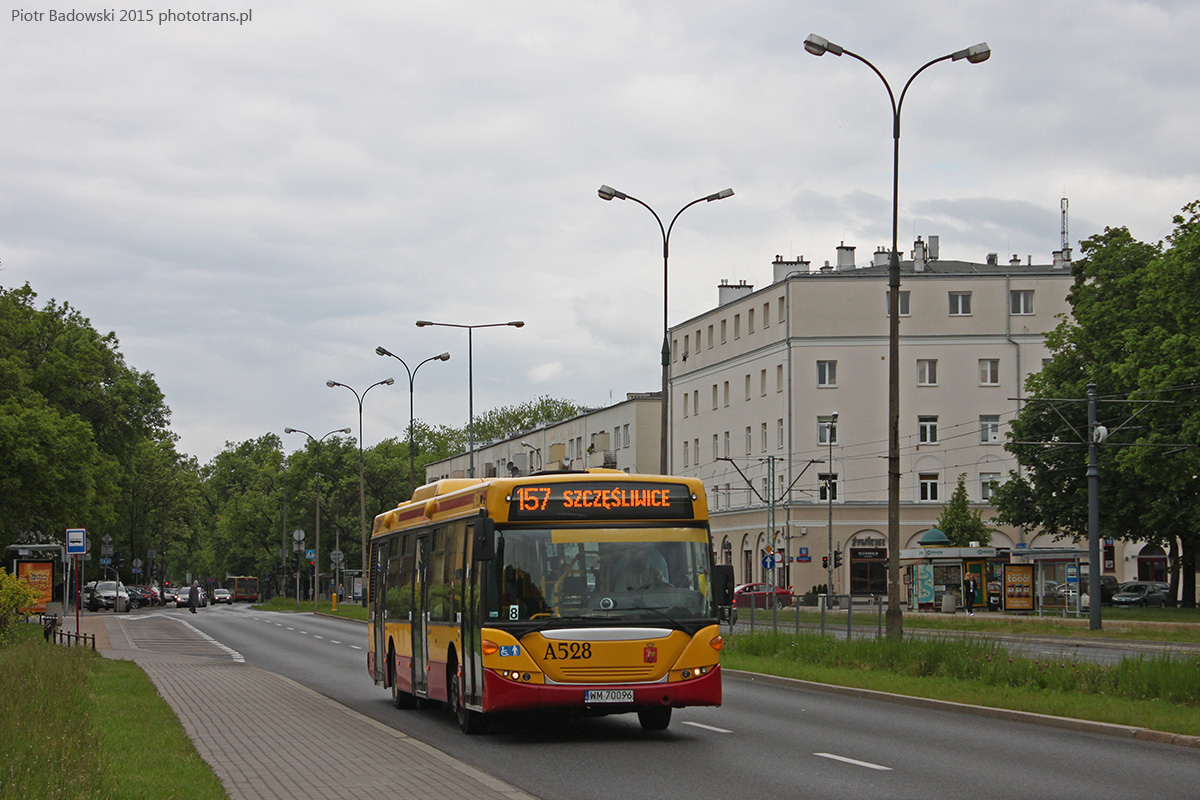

left=389, top=646, right=416, bottom=710
left=637, top=707, right=672, bottom=731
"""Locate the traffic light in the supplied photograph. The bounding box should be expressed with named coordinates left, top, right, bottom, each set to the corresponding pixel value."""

left=822, top=556, right=829, bottom=570
left=833, top=550, right=843, bottom=569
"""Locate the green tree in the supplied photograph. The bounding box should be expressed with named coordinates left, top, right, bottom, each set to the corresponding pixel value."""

left=935, top=474, right=991, bottom=547
left=990, top=210, right=1200, bottom=606
left=203, top=435, right=287, bottom=584
left=0, top=568, right=39, bottom=644
left=470, top=396, right=582, bottom=442
left=0, top=284, right=171, bottom=555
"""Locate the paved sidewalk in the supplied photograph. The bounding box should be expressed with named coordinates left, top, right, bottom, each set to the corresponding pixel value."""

left=61, top=610, right=536, bottom=800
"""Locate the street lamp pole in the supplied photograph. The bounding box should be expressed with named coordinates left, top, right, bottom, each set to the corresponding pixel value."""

left=375, top=347, right=451, bottom=494
left=598, top=185, right=734, bottom=475
left=284, top=426, right=351, bottom=612
left=804, top=34, right=989, bottom=639
left=326, top=378, right=394, bottom=597
left=415, top=320, right=524, bottom=478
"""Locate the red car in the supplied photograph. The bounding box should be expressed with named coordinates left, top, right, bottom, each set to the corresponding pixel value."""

left=733, top=582, right=794, bottom=609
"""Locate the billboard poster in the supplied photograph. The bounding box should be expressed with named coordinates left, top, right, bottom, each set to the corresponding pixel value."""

left=17, top=561, right=54, bottom=613
left=1003, top=564, right=1034, bottom=611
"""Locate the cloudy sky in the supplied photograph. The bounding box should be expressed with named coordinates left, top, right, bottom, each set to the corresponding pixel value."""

left=4, top=1, right=1198, bottom=462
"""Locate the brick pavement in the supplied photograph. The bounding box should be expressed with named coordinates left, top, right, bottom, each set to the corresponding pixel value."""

left=62, top=610, right=537, bottom=800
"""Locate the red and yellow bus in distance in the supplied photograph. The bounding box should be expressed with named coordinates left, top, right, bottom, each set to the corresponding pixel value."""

left=228, top=576, right=259, bottom=602
left=367, top=469, right=733, bottom=734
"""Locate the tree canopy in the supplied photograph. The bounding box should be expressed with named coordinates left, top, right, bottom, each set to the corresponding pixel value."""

left=990, top=204, right=1200, bottom=606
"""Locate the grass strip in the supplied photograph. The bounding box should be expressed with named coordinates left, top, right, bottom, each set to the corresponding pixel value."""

left=724, top=631, right=1200, bottom=736
left=0, top=624, right=228, bottom=800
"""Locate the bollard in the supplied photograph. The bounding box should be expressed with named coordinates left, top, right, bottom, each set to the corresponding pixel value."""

left=332, top=593, right=338, bottom=612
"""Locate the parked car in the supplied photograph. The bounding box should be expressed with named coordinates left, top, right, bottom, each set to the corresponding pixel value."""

left=211, top=588, right=233, bottom=605
left=1111, top=581, right=1167, bottom=608
left=733, top=582, right=794, bottom=609
left=80, top=580, right=131, bottom=612
left=176, top=586, right=208, bottom=608
left=126, top=585, right=154, bottom=609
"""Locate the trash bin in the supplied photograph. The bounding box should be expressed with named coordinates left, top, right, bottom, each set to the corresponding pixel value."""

left=941, top=592, right=957, bottom=614
left=115, top=595, right=128, bottom=613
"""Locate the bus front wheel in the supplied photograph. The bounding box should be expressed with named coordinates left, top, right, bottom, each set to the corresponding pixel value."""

left=449, top=663, right=488, bottom=735
left=637, top=707, right=672, bottom=731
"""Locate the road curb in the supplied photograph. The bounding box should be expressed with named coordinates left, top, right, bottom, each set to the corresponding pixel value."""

left=724, top=669, right=1200, bottom=750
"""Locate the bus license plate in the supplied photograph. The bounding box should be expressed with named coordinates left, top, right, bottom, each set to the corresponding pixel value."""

left=585, top=689, right=633, bottom=703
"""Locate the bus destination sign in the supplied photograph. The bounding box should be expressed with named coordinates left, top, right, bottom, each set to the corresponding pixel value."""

left=507, top=481, right=695, bottom=521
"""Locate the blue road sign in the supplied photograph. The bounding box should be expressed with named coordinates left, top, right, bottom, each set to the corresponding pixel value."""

left=761, top=554, right=776, bottom=570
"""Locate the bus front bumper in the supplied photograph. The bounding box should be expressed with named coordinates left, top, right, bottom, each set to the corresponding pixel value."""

left=481, top=664, right=721, bottom=713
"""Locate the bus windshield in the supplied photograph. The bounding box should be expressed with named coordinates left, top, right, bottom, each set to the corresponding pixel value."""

left=483, top=526, right=715, bottom=625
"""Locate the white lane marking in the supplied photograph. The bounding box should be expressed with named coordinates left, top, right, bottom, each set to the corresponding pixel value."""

left=814, top=753, right=892, bottom=771
left=350, top=645, right=363, bottom=650
left=169, top=617, right=245, bottom=662
left=330, top=640, right=341, bottom=645
left=682, top=721, right=732, bottom=733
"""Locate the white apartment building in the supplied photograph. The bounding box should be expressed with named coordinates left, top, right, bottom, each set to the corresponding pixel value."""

left=672, top=236, right=1077, bottom=596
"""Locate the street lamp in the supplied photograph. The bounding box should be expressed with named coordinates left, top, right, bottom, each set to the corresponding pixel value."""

left=415, top=320, right=524, bottom=478
left=284, top=426, right=351, bottom=612
left=598, top=184, right=734, bottom=475
left=374, top=347, right=451, bottom=494
left=804, top=34, right=989, bottom=640
left=326, top=378, right=394, bottom=596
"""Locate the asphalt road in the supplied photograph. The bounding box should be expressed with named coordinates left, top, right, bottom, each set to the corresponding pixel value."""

left=136, top=604, right=1200, bottom=800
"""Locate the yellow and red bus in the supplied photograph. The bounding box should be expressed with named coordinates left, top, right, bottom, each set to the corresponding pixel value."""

left=228, top=576, right=260, bottom=602
left=367, top=469, right=733, bottom=734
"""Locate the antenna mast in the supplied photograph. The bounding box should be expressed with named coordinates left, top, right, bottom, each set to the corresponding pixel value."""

left=1061, top=197, right=1070, bottom=254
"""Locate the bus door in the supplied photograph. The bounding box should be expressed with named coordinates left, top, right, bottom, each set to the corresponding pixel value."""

left=413, top=534, right=430, bottom=697
left=371, top=541, right=386, bottom=683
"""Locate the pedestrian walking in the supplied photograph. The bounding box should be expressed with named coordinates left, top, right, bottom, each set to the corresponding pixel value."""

left=964, top=575, right=978, bottom=616
left=188, top=580, right=200, bottom=614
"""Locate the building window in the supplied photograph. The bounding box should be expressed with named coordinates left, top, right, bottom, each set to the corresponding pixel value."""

left=818, top=473, right=838, bottom=502
left=764, top=302, right=771, bottom=328
left=723, top=381, right=729, bottom=407
left=887, top=290, right=911, bottom=316
left=745, top=426, right=752, bottom=455
left=723, top=431, right=730, bottom=457
left=748, top=308, right=755, bottom=333
left=1010, top=289, right=1034, bottom=315
left=734, top=314, right=741, bottom=339
left=683, top=440, right=689, bottom=467
left=817, top=360, right=837, bottom=387
left=683, top=334, right=689, bottom=359
left=949, top=291, right=972, bottom=315
left=744, top=374, right=752, bottom=401
left=623, top=424, right=630, bottom=448
left=712, top=434, right=719, bottom=460
left=818, top=415, right=838, bottom=445
left=980, top=415, right=1001, bottom=444
left=778, top=297, right=785, bottom=324
left=776, top=364, right=784, bottom=392
left=720, top=319, right=727, bottom=344
left=682, top=394, right=689, bottom=418
left=694, top=438, right=699, bottom=463
left=760, top=369, right=767, bottom=397
left=707, top=325, right=714, bottom=349
left=918, top=415, right=939, bottom=445
left=917, top=359, right=938, bottom=386
left=979, top=358, right=1000, bottom=386
left=919, top=473, right=940, bottom=502
left=777, top=418, right=784, bottom=449
left=672, top=337, right=678, bottom=362
left=760, top=422, right=768, bottom=452
left=712, top=384, right=718, bottom=411
left=981, top=472, right=1001, bottom=501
